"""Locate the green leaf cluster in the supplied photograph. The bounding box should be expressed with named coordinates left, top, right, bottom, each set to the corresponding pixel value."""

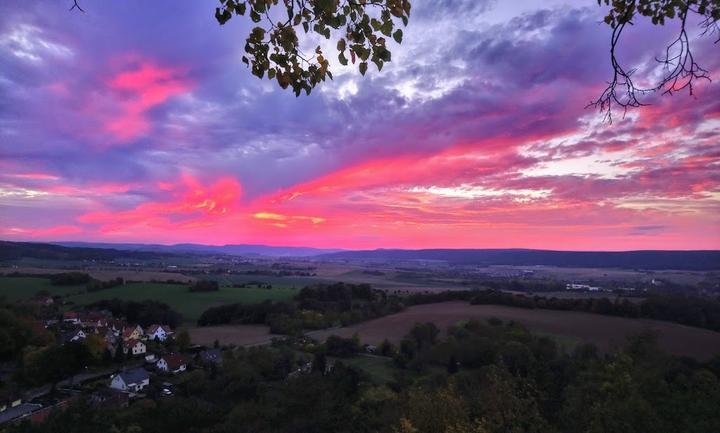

left=215, top=0, right=412, bottom=95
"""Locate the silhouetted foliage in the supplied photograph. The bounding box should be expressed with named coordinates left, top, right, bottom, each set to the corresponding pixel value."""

left=198, top=282, right=402, bottom=333
left=50, top=272, right=91, bottom=286
left=86, top=299, right=182, bottom=327
left=469, top=289, right=720, bottom=331
left=213, top=0, right=411, bottom=96
left=189, top=280, right=220, bottom=292
left=5, top=315, right=720, bottom=433
left=85, top=277, right=124, bottom=292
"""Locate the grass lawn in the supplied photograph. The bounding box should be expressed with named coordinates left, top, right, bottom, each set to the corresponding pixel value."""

left=67, top=282, right=299, bottom=323
left=341, top=355, right=397, bottom=384
left=0, top=276, right=86, bottom=301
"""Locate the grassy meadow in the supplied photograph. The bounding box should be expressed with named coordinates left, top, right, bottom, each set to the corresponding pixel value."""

left=0, top=276, right=86, bottom=301
left=66, top=282, right=298, bottom=323
left=0, top=276, right=298, bottom=323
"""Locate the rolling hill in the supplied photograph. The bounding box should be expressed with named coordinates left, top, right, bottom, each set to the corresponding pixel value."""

left=318, top=248, right=720, bottom=271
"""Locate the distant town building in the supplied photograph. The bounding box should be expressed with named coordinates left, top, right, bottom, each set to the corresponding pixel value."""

left=60, top=329, right=87, bottom=343
left=156, top=354, right=187, bottom=374
left=63, top=312, right=82, bottom=325
left=110, top=368, right=150, bottom=393
left=146, top=324, right=172, bottom=342
left=122, top=325, right=144, bottom=342
left=123, top=339, right=147, bottom=356
left=565, top=283, right=601, bottom=291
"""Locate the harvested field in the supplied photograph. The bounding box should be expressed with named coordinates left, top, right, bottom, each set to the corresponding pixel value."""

left=188, top=325, right=280, bottom=347
left=307, top=302, right=720, bottom=361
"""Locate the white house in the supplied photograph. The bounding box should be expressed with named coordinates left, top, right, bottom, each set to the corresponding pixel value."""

left=61, top=329, right=86, bottom=343
left=146, top=324, right=172, bottom=342
left=156, top=354, right=187, bottom=374
left=123, top=339, right=147, bottom=356
left=110, top=368, right=150, bottom=393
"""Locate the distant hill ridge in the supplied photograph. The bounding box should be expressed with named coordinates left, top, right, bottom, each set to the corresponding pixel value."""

left=0, top=241, right=170, bottom=262
left=1, top=241, right=718, bottom=270
left=318, top=248, right=720, bottom=271
left=55, top=242, right=341, bottom=257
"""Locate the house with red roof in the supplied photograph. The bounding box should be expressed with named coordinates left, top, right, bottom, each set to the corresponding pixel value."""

left=146, top=324, right=172, bottom=342
left=123, top=339, right=146, bottom=357
left=122, top=325, right=144, bottom=341
left=156, top=353, right=187, bottom=374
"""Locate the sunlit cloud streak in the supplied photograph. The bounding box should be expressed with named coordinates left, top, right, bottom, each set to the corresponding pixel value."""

left=0, top=0, right=717, bottom=249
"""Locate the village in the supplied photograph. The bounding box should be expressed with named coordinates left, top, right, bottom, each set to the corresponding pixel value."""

left=0, top=290, right=349, bottom=428
left=0, top=302, right=222, bottom=427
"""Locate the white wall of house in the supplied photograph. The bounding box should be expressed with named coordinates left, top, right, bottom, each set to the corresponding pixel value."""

left=135, top=378, right=149, bottom=391
left=156, top=359, right=168, bottom=371
left=110, top=376, right=127, bottom=391
left=150, top=328, right=167, bottom=341
left=110, top=375, right=149, bottom=392
left=156, top=358, right=185, bottom=374
left=131, top=342, right=146, bottom=356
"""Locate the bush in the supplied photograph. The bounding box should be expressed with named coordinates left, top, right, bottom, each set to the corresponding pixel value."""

left=86, top=277, right=124, bottom=292
left=189, top=280, right=220, bottom=292
left=86, top=299, right=182, bottom=328
left=50, top=272, right=91, bottom=286
left=325, top=335, right=361, bottom=357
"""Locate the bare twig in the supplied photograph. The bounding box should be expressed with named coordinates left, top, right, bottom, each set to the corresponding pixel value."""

left=591, top=1, right=717, bottom=122
left=69, top=0, right=84, bottom=13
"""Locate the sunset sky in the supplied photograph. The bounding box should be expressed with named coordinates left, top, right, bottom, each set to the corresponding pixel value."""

left=1, top=0, right=718, bottom=250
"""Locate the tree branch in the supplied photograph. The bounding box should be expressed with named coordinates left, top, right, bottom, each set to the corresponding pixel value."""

left=69, top=0, right=84, bottom=13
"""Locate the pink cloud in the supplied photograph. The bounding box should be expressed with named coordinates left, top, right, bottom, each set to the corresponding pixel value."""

left=103, top=60, right=192, bottom=141
left=78, top=175, right=243, bottom=233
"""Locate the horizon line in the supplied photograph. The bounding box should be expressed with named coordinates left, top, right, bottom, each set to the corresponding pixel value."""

left=2, top=239, right=719, bottom=253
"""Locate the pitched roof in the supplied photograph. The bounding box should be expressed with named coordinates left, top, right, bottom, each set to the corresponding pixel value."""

left=122, top=326, right=141, bottom=338
left=0, top=403, right=43, bottom=424
left=163, top=353, right=187, bottom=370
left=124, top=338, right=144, bottom=349
left=117, top=368, right=149, bottom=385
left=59, top=330, right=85, bottom=343
left=147, top=324, right=168, bottom=334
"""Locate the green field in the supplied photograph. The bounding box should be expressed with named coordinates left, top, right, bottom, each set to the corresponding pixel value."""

left=67, top=282, right=298, bottom=323
left=0, top=276, right=299, bottom=323
left=340, top=355, right=397, bottom=384
left=0, top=276, right=86, bottom=301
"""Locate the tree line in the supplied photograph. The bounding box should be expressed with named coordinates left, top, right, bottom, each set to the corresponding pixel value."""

left=197, top=282, right=403, bottom=335
left=6, top=316, right=720, bottom=433
left=469, top=290, right=720, bottom=332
